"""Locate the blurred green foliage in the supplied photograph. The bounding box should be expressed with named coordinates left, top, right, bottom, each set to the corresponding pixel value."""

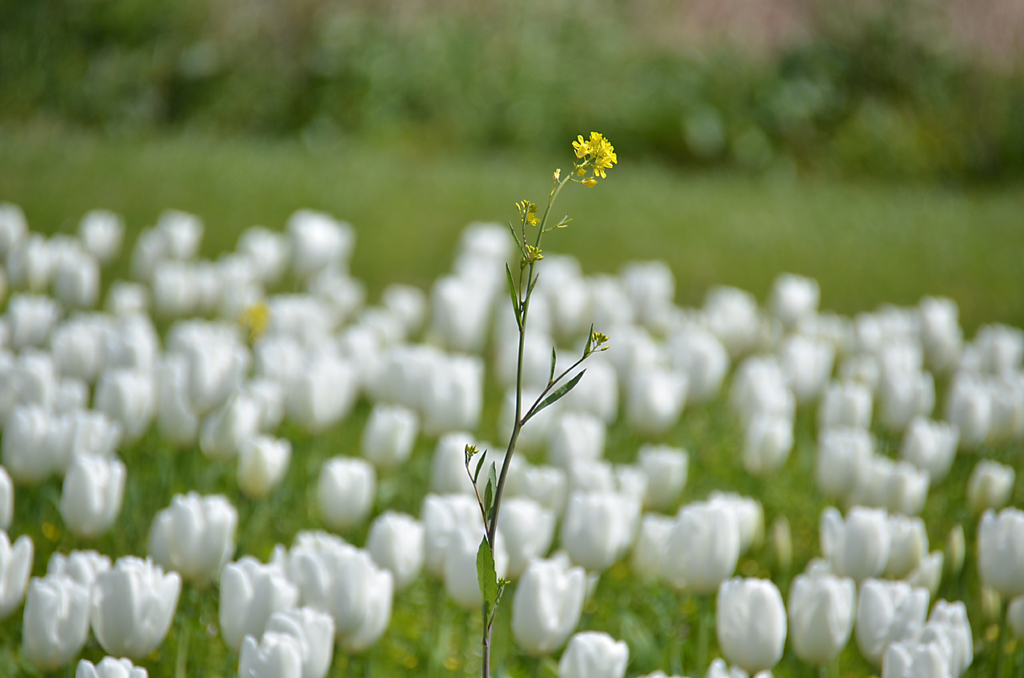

left=3, top=0, right=1024, bottom=181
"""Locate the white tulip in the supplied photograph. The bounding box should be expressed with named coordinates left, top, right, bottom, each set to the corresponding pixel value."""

left=76, top=657, right=148, bottom=678
left=769, top=273, right=819, bottom=329
left=6, top=294, right=60, bottom=349
left=361, top=404, right=418, bottom=471
left=978, top=508, right=1024, bottom=597
left=918, top=600, right=972, bottom=677
left=515, top=463, right=568, bottom=517
left=0, top=203, right=27, bottom=258
left=562, top=492, right=640, bottom=572
left=0, top=466, right=12, bottom=530
left=239, top=631, right=303, bottom=678
left=716, top=577, right=786, bottom=674
left=200, top=394, right=263, bottom=462
left=945, top=374, right=991, bottom=449
left=287, top=354, right=358, bottom=433
left=105, top=281, right=149, bottom=317
left=53, top=250, right=100, bottom=309
left=149, top=493, right=238, bottom=587
left=666, top=326, right=729, bottom=405
left=1008, top=596, right=1024, bottom=639
left=885, top=515, right=928, bottom=580
left=444, top=524, right=508, bottom=610
left=54, top=378, right=88, bottom=415
left=78, top=210, right=124, bottom=264
left=849, top=456, right=929, bottom=516
left=263, top=607, right=335, bottom=678
left=587, top=275, right=633, bottom=330
left=284, top=533, right=393, bottom=652
left=708, top=492, right=764, bottom=555
left=879, top=368, right=934, bottom=432
left=287, top=210, right=353, bottom=279
left=900, top=417, right=958, bottom=484
left=154, top=355, right=199, bottom=447
left=815, top=427, right=872, bottom=502
left=730, top=357, right=793, bottom=427
left=704, top=286, right=761, bottom=358
left=237, top=227, right=290, bottom=284
left=237, top=436, right=291, bottom=500
left=743, top=413, right=793, bottom=477
left=779, top=335, right=834, bottom=404
left=94, top=369, right=155, bottom=444
left=919, top=297, right=962, bottom=373
left=663, top=501, right=740, bottom=594
left=548, top=412, right=606, bottom=469
left=638, top=445, right=688, bottom=511
left=59, top=455, right=125, bottom=538
left=512, top=555, right=586, bottom=655
left=788, top=569, right=855, bottom=665
left=630, top=513, right=674, bottom=581
left=421, top=493, right=482, bottom=578
left=855, top=578, right=929, bottom=667
left=420, top=353, right=484, bottom=435
left=705, top=658, right=762, bottom=678
left=22, top=575, right=91, bottom=671
left=2, top=405, right=57, bottom=484
left=626, top=367, right=688, bottom=437
left=559, top=631, right=629, bottom=678
left=219, top=556, right=299, bottom=652
left=381, top=283, right=426, bottom=336
left=8, top=349, right=57, bottom=411
left=90, top=557, right=181, bottom=659
left=818, top=380, right=872, bottom=430
left=0, top=531, right=33, bottom=620
left=429, top=432, right=476, bottom=495
left=621, top=261, right=675, bottom=330
left=967, top=460, right=1015, bottom=514
left=47, top=550, right=111, bottom=588
left=882, top=640, right=952, bottom=678
left=820, top=506, right=891, bottom=582
left=366, top=511, right=424, bottom=590
left=559, top=357, right=619, bottom=424
left=153, top=209, right=202, bottom=260
left=428, top=274, right=493, bottom=354
left=498, top=497, right=555, bottom=578
left=51, top=315, right=113, bottom=383
left=318, top=457, right=376, bottom=533
left=973, top=323, right=1024, bottom=374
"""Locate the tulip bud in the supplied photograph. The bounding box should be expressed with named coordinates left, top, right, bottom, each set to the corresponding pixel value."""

left=881, top=640, right=951, bottom=678
left=53, top=250, right=100, bottom=309
left=788, top=570, right=855, bottom=665
left=621, top=260, right=674, bottom=330
left=239, top=631, right=304, bottom=678
left=769, top=515, right=792, bottom=574
left=0, top=465, right=12, bottom=530
left=900, top=417, right=959, bottom=484
left=945, top=374, right=991, bottom=449
left=978, top=507, right=1024, bottom=597
left=815, top=428, right=872, bottom=502
left=47, top=550, right=111, bottom=588
left=559, top=631, right=629, bottom=678
left=366, top=511, right=424, bottom=591
left=548, top=412, right=606, bottom=469
left=879, top=369, right=935, bottom=433
left=663, top=500, right=740, bottom=594
left=22, top=575, right=91, bottom=671
left=0, top=531, right=33, bottom=620
left=219, top=556, right=299, bottom=652
left=429, top=275, right=496, bottom=355
left=820, top=506, right=891, bottom=582
left=498, top=497, right=555, bottom=579
left=149, top=493, right=238, bottom=587
left=444, top=524, right=508, bottom=611
left=980, top=585, right=1002, bottom=623
left=318, top=457, right=376, bottom=533
left=704, top=286, right=761, bottom=358
left=512, top=555, right=587, bottom=656
left=637, top=445, right=688, bottom=511
left=884, top=515, right=928, bottom=580
left=76, top=657, right=148, bottom=678
left=562, top=492, right=640, bottom=572
left=2, top=404, right=58, bottom=484
left=200, top=394, right=263, bottom=462
left=237, top=436, right=291, bottom=500
left=967, top=460, right=1015, bottom=514
left=90, top=557, right=181, bottom=659
left=361, top=404, right=419, bottom=471
left=263, top=607, right=335, bottom=678
left=630, top=514, right=673, bottom=582
left=421, top=493, right=482, bottom=578
left=946, top=524, right=965, bottom=578
left=855, top=578, right=929, bottom=667
left=717, top=577, right=786, bottom=674
left=819, top=381, right=872, bottom=431
left=59, top=456, right=126, bottom=538
left=743, top=413, right=793, bottom=477
left=381, top=283, right=426, bottom=336
left=78, top=210, right=124, bottom=264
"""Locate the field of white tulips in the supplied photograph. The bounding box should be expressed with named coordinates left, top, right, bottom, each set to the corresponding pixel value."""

left=0, top=134, right=1023, bottom=678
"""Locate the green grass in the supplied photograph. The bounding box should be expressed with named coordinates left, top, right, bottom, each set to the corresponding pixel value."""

left=0, top=127, right=1023, bottom=677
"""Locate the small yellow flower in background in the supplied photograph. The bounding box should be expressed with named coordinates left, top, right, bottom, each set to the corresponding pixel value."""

left=523, top=244, right=544, bottom=265
left=572, top=132, right=617, bottom=183
left=239, top=301, right=269, bottom=342
left=553, top=169, right=561, bottom=181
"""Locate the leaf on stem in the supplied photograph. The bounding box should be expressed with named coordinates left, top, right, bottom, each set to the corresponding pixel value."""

left=524, top=370, right=586, bottom=424
left=477, top=537, right=498, bottom=634
left=549, top=346, right=557, bottom=384
left=505, top=264, right=521, bottom=329
left=473, top=451, right=487, bottom=485
left=483, top=463, right=497, bottom=519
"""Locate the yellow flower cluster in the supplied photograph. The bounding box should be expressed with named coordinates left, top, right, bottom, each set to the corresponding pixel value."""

left=572, top=132, right=617, bottom=185
left=516, top=200, right=539, bottom=227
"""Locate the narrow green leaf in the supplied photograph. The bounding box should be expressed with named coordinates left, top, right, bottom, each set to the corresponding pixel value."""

left=483, top=463, right=497, bottom=516
left=507, top=222, right=527, bottom=258
left=505, top=264, right=521, bottom=328
left=524, top=370, right=586, bottom=424
left=549, top=346, right=557, bottom=384
left=477, top=538, right=498, bottom=627
left=584, top=323, right=594, bottom=357
left=473, top=451, right=487, bottom=484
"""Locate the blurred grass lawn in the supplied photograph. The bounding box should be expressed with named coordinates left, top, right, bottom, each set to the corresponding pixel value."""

left=0, top=127, right=1022, bottom=677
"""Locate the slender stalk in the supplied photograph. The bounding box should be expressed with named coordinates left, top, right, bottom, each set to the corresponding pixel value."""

left=697, top=595, right=709, bottom=677
left=830, top=655, right=840, bottom=678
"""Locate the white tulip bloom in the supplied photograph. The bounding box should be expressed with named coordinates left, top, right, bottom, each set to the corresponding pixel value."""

left=900, top=417, right=959, bottom=483
left=200, top=394, right=263, bottom=462
left=287, top=355, right=358, bottom=433
left=626, top=367, right=688, bottom=437
left=548, top=412, right=606, bottom=469
left=884, top=515, right=929, bottom=580
left=855, top=578, right=929, bottom=667
left=76, top=657, right=148, bottom=678
left=558, top=631, right=629, bottom=678
left=663, top=500, right=740, bottom=594
left=0, top=203, right=27, bottom=258
left=2, top=405, right=58, bottom=484
left=515, top=463, right=568, bottom=517
left=919, top=297, right=962, bottom=373
left=967, top=460, right=1015, bottom=514
left=788, top=570, right=855, bottom=665
left=498, top=497, right=555, bottom=579
left=918, top=600, right=972, bottom=677
left=105, top=281, right=149, bottom=317
left=219, top=556, right=299, bottom=652
left=318, top=457, right=376, bottom=533
left=769, top=273, right=819, bottom=329
left=818, top=381, right=872, bottom=431
left=149, top=493, right=238, bottom=587
left=420, top=353, right=484, bottom=435
left=666, top=325, right=729, bottom=405
left=704, top=286, right=761, bottom=358
left=978, top=508, right=1024, bottom=597
left=716, top=577, right=787, bottom=674
left=53, top=250, right=100, bottom=309
left=288, top=209, right=354, bottom=279
left=630, top=513, right=674, bottom=582
left=421, top=493, right=482, bottom=578
left=262, top=607, right=335, bottom=678
left=361, top=404, right=419, bottom=471
left=0, top=531, right=33, bottom=620
left=94, top=369, right=155, bottom=444
left=743, top=413, right=793, bottom=477
left=621, top=261, right=675, bottom=330
left=512, top=555, right=586, bottom=656
left=559, top=357, right=619, bottom=424
left=638, top=445, right=688, bottom=511
left=59, top=455, right=125, bottom=538
left=239, top=631, right=303, bottom=678
left=820, top=506, right=891, bottom=582
left=6, top=294, right=60, bottom=349
left=237, top=436, right=291, bottom=500
left=47, top=550, right=111, bottom=588
left=0, top=466, right=12, bottom=530
left=366, top=511, right=424, bottom=591
left=444, top=524, right=508, bottom=610
left=428, top=274, right=493, bottom=355
left=90, top=557, right=181, bottom=659
left=779, top=335, right=834, bottom=404
left=22, top=575, right=91, bottom=671
left=561, top=492, right=640, bottom=572
left=815, top=427, right=872, bottom=502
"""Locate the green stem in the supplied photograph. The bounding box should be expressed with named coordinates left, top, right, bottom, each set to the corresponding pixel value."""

left=698, top=595, right=709, bottom=677
left=175, top=618, right=190, bottom=678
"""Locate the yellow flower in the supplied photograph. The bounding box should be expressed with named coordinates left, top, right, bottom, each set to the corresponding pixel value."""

left=239, top=301, right=269, bottom=342
left=553, top=169, right=561, bottom=181
left=582, top=178, right=597, bottom=187
left=572, top=132, right=617, bottom=182
left=524, top=244, right=544, bottom=262
left=516, top=200, right=539, bottom=226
